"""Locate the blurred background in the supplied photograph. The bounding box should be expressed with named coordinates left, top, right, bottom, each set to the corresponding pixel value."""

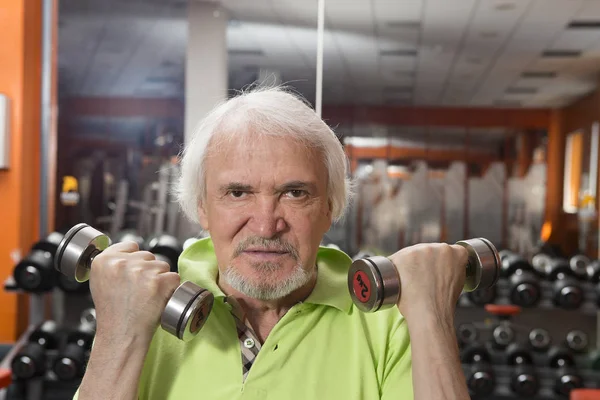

left=2, top=0, right=600, bottom=399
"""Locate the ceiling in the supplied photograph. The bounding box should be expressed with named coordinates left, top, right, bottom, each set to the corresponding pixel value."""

left=59, top=0, right=600, bottom=109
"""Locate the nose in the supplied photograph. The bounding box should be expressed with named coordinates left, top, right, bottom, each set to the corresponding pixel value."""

left=247, top=196, right=287, bottom=238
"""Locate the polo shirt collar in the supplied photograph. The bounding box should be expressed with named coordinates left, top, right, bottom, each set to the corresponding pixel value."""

left=178, top=238, right=354, bottom=313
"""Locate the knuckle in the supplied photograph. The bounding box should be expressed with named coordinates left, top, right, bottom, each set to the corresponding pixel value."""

left=137, top=251, right=156, bottom=260
left=122, top=241, right=140, bottom=251
left=112, top=258, right=129, bottom=269
left=155, top=261, right=170, bottom=274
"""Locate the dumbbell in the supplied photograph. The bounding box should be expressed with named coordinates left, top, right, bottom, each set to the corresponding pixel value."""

left=348, top=238, right=500, bottom=312
left=585, top=261, right=600, bottom=306
left=146, top=234, right=183, bottom=273
left=532, top=252, right=553, bottom=276
left=456, top=323, right=479, bottom=349
left=461, top=344, right=495, bottom=397
left=548, top=346, right=583, bottom=397
left=569, top=255, right=591, bottom=280
left=506, top=343, right=539, bottom=396
left=501, top=253, right=541, bottom=307
left=492, top=322, right=515, bottom=349
left=54, top=223, right=213, bottom=341
left=565, top=330, right=588, bottom=353
left=80, top=308, right=96, bottom=332
left=466, top=286, right=497, bottom=306
left=547, top=258, right=584, bottom=309
left=53, top=322, right=95, bottom=381
left=11, top=321, right=59, bottom=380
left=587, top=260, right=600, bottom=283
left=12, top=232, right=64, bottom=292
left=57, top=274, right=90, bottom=294
left=54, top=230, right=141, bottom=300
left=56, top=231, right=144, bottom=295
left=529, top=328, right=552, bottom=352
left=499, top=249, right=514, bottom=263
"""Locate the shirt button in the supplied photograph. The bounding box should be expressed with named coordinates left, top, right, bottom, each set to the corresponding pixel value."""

left=244, top=338, right=255, bottom=349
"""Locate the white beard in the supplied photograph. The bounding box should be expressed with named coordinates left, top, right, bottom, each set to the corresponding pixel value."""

left=221, top=261, right=314, bottom=300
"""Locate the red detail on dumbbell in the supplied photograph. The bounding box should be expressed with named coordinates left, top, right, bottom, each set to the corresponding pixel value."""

left=485, top=304, right=521, bottom=317
left=0, top=368, right=12, bottom=389
left=570, top=389, right=600, bottom=400
left=353, top=271, right=371, bottom=303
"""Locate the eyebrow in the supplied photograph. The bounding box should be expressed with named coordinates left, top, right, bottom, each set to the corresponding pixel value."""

left=274, top=181, right=317, bottom=193
left=218, top=181, right=318, bottom=194
left=219, top=182, right=253, bottom=193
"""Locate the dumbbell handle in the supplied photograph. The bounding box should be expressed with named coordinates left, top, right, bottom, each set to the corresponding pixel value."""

left=348, top=238, right=500, bottom=313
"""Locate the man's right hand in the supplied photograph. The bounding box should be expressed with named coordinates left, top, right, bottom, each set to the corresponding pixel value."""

left=89, top=241, right=181, bottom=342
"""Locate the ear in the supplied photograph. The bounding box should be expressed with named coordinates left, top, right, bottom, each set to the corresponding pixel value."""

left=198, top=202, right=209, bottom=230
left=325, top=199, right=334, bottom=227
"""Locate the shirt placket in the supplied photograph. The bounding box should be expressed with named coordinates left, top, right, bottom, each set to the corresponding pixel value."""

left=225, top=297, right=263, bottom=382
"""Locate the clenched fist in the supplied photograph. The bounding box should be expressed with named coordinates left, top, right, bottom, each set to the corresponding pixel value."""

left=388, top=243, right=468, bottom=321
left=89, top=241, right=181, bottom=342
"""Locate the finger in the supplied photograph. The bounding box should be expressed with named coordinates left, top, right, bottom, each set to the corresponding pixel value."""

left=158, top=272, right=181, bottom=294
left=450, top=244, right=469, bottom=264
left=107, top=241, right=140, bottom=253
left=139, top=260, right=171, bottom=275
left=129, top=251, right=156, bottom=261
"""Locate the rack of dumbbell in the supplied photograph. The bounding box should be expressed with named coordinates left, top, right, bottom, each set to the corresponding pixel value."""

left=2, top=229, right=193, bottom=400
left=455, top=249, right=600, bottom=399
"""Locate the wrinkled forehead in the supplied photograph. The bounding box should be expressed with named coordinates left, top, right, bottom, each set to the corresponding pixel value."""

left=204, top=133, right=328, bottom=187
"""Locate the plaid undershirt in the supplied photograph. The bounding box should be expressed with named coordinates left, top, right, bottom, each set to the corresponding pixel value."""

left=224, top=297, right=263, bottom=381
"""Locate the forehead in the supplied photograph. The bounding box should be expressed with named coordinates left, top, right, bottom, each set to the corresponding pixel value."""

left=205, top=135, right=327, bottom=186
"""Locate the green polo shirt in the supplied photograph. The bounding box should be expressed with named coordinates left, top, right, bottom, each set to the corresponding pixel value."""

left=135, top=238, right=413, bottom=399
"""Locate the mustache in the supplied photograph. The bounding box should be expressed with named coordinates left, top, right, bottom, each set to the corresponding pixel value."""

left=233, top=236, right=299, bottom=260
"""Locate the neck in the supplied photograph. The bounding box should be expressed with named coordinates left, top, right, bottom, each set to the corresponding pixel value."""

left=217, top=269, right=317, bottom=342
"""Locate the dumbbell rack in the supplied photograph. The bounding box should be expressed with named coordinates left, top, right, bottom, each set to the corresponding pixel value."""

left=1, top=275, right=93, bottom=400
left=1, top=278, right=48, bottom=400
left=457, top=283, right=600, bottom=399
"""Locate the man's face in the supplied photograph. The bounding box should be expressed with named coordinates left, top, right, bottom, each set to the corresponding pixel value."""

left=198, top=135, right=333, bottom=300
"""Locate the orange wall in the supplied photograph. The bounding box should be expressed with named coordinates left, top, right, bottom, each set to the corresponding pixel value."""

left=0, top=0, right=46, bottom=341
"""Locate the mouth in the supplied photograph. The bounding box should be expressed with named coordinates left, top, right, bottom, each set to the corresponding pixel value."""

left=242, top=249, right=290, bottom=259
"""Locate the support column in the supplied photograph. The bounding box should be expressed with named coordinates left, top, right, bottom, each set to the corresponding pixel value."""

left=184, top=1, right=228, bottom=143
left=180, top=1, right=228, bottom=238
left=0, top=0, right=57, bottom=341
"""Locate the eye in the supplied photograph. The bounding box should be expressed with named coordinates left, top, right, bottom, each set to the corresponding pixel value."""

left=229, top=190, right=247, bottom=199
left=285, top=190, right=307, bottom=199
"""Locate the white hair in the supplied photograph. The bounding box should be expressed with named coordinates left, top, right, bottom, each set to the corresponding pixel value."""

left=175, top=86, right=352, bottom=224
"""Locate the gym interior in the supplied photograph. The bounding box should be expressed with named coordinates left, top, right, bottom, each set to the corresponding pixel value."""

left=2, top=0, right=600, bottom=399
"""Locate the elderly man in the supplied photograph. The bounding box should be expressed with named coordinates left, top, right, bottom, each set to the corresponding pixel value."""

left=76, top=87, right=469, bottom=400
